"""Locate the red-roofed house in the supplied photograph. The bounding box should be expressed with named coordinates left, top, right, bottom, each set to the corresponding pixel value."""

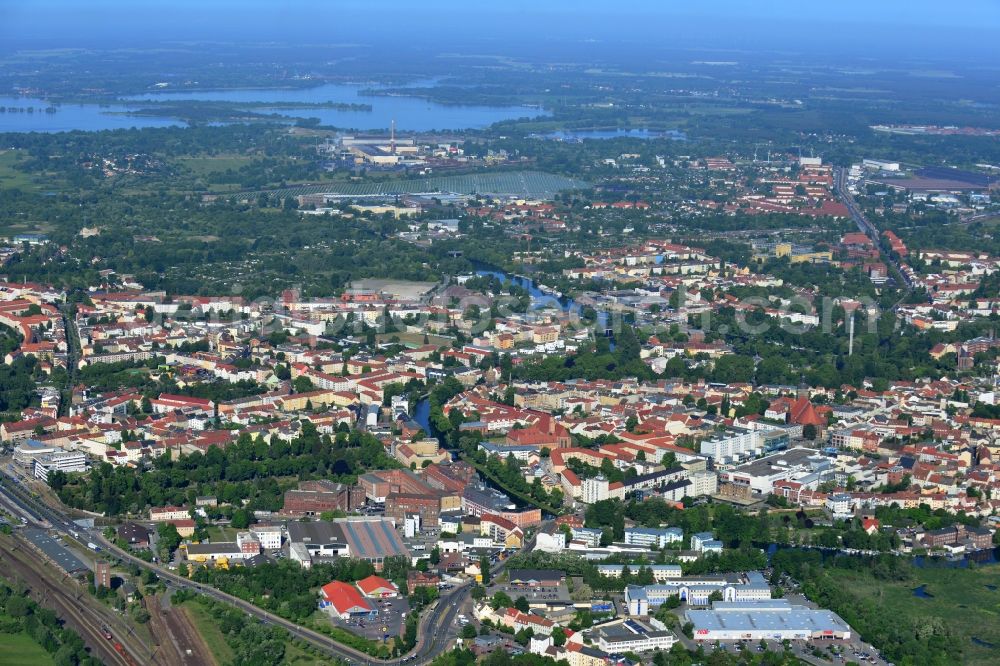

left=480, top=513, right=524, bottom=548
left=497, top=608, right=555, bottom=635
left=153, top=393, right=215, bottom=416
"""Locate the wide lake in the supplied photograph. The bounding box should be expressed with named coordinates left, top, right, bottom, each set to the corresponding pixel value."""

left=0, top=83, right=546, bottom=133
left=0, top=96, right=181, bottom=133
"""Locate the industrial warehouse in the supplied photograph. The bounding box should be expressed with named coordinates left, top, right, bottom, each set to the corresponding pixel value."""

left=685, top=600, right=853, bottom=642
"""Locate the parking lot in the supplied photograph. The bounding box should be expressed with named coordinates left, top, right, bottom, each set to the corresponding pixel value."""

left=491, top=582, right=571, bottom=604
left=704, top=638, right=888, bottom=665
left=330, top=595, right=410, bottom=641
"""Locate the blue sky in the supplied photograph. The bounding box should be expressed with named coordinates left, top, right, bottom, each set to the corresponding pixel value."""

left=2, top=0, right=997, bottom=58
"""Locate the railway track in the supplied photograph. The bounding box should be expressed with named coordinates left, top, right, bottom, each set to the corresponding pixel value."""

left=0, top=534, right=155, bottom=666
left=146, top=593, right=215, bottom=666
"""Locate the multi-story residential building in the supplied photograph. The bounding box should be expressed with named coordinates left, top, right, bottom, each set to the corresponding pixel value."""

left=624, top=527, right=683, bottom=548
left=690, top=532, right=724, bottom=553
left=570, top=526, right=604, bottom=547
left=826, top=493, right=854, bottom=519
left=250, top=525, right=283, bottom=550
left=480, top=513, right=524, bottom=548
left=700, top=428, right=763, bottom=461
left=597, top=564, right=682, bottom=581
left=534, top=524, right=567, bottom=552
left=149, top=505, right=190, bottom=522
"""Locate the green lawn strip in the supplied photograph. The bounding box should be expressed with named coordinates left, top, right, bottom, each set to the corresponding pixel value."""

left=0, top=632, right=56, bottom=666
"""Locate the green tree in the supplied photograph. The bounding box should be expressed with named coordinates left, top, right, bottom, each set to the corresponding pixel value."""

left=491, top=591, right=513, bottom=610
left=230, top=508, right=253, bottom=529
left=480, top=555, right=492, bottom=585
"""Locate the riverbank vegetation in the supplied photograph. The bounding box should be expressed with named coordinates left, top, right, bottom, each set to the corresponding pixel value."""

left=771, top=549, right=1000, bottom=666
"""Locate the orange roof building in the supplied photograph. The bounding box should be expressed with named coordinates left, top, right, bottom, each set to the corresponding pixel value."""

left=789, top=396, right=825, bottom=427
left=356, top=575, right=399, bottom=598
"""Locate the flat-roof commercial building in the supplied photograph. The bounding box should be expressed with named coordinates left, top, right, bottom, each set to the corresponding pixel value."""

left=286, top=519, right=410, bottom=570
left=719, top=447, right=833, bottom=495
left=593, top=618, right=676, bottom=654
left=185, top=542, right=256, bottom=562
left=32, top=450, right=87, bottom=481
left=685, top=600, right=852, bottom=642
left=508, top=569, right=566, bottom=587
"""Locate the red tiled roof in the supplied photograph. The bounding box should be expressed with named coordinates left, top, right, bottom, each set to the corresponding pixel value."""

left=321, top=581, right=374, bottom=615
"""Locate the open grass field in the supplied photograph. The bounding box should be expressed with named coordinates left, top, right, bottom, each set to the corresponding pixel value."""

left=205, top=525, right=239, bottom=542
left=832, top=563, right=1000, bottom=665
left=0, top=150, right=36, bottom=190
left=0, top=632, right=56, bottom=666
left=179, top=600, right=235, bottom=665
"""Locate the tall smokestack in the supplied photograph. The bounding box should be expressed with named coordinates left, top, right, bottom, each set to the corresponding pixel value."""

left=848, top=311, right=855, bottom=356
